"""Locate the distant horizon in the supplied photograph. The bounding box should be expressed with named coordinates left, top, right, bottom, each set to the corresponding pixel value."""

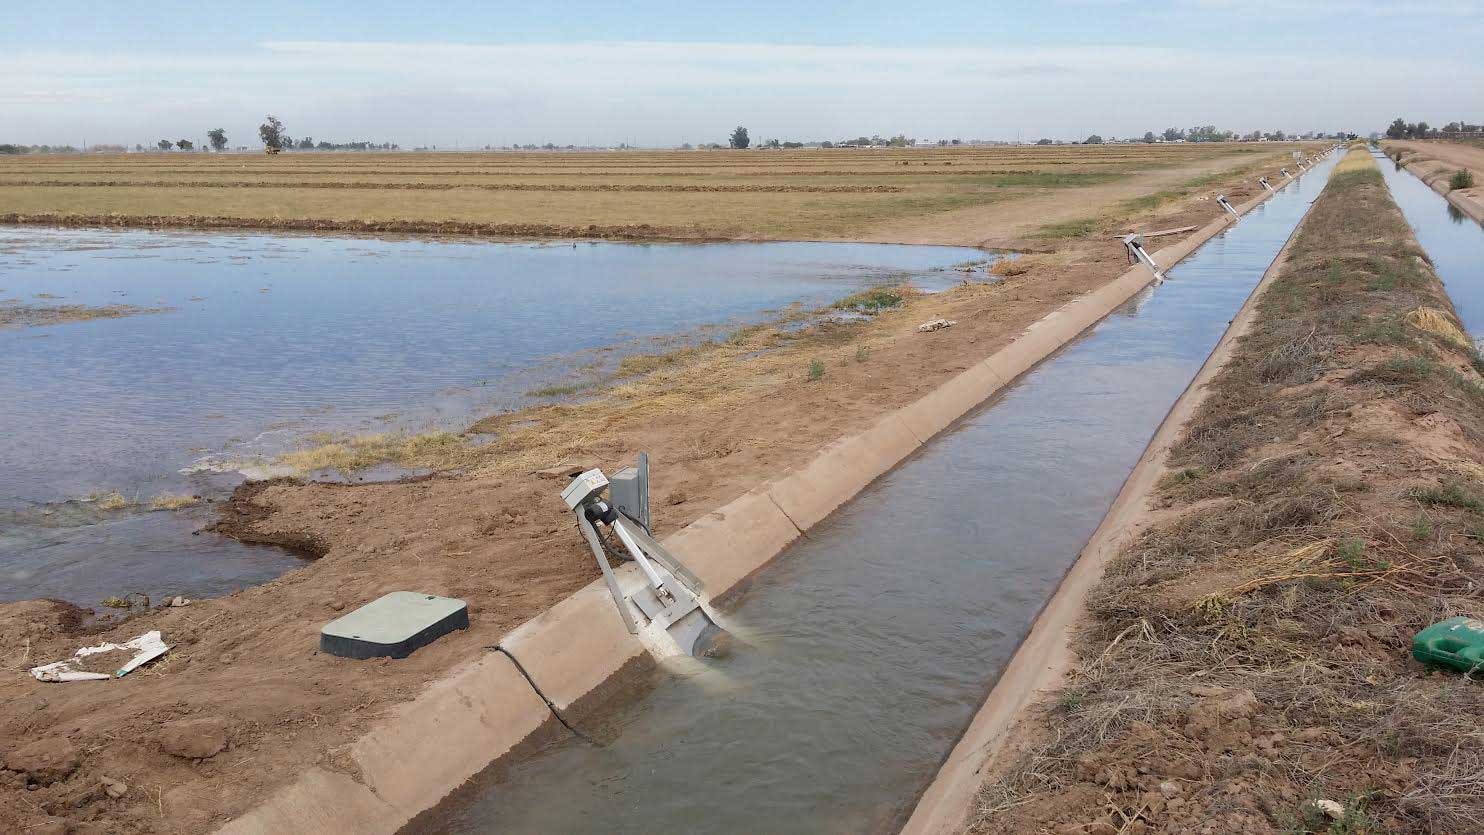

left=8, top=135, right=1349, bottom=154
left=9, top=2, right=1483, bottom=148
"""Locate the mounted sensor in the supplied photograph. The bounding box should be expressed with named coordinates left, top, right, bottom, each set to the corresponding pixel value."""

left=561, top=456, right=727, bottom=658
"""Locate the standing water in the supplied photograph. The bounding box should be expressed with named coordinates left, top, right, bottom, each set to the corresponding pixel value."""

left=420, top=156, right=1342, bottom=833
left=0, top=229, right=984, bottom=607
left=1373, top=149, right=1484, bottom=338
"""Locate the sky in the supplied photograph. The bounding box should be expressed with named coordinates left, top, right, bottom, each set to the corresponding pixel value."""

left=7, top=1, right=1484, bottom=148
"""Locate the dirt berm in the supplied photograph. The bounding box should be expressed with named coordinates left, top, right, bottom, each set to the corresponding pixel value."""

left=961, top=149, right=1484, bottom=833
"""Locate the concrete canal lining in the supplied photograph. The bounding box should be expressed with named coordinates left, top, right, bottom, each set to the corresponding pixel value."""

left=902, top=148, right=1339, bottom=835
left=1392, top=151, right=1484, bottom=226
left=217, top=155, right=1330, bottom=835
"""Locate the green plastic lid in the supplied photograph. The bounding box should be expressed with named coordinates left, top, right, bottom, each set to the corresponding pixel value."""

left=1413, top=615, right=1484, bottom=673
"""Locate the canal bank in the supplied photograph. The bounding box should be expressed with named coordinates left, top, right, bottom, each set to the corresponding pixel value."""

left=959, top=147, right=1484, bottom=833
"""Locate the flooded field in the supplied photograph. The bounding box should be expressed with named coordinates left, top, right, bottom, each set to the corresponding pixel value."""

left=0, top=226, right=983, bottom=607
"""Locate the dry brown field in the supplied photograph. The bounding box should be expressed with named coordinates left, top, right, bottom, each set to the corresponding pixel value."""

left=0, top=143, right=1307, bottom=246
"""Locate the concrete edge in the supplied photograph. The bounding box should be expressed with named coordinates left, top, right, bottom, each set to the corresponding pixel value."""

left=897, top=153, right=1337, bottom=835
left=218, top=158, right=1315, bottom=835
left=1396, top=156, right=1484, bottom=225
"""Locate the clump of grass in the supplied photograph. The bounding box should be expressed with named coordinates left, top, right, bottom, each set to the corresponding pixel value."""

left=989, top=257, right=1031, bottom=277
left=1161, top=467, right=1206, bottom=489
left=807, top=359, right=825, bottom=381
left=1119, top=189, right=1182, bottom=212
left=726, top=323, right=769, bottom=345
left=1410, top=514, right=1434, bottom=541
left=1352, top=354, right=1439, bottom=387
left=149, top=493, right=202, bottom=511
left=526, top=380, right=597, bottom=399
left=1408, top=480, right=1484, bottom=512
left=89, top=491, right=133, bottom=511
left=100, top=592, right=149, bottom=610
left=834, top=287, right=903, bottom=313
left=1032, top=216, right=1097, bottom=239
left=855, top=344, right=870, bottom=363
left=1450, top=169, right=1476, bottom=191
left=616, top=344, right=705, bottom=377
left=275, top=430, right=464, bottom=475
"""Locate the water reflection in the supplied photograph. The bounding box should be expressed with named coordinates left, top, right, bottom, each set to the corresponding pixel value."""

left=1, top=229, right=985, bottom=607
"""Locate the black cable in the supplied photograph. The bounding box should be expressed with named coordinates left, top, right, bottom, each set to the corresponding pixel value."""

left=489, top=645, right=600, bottom=746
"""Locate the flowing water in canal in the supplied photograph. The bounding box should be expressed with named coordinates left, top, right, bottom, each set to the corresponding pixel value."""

left=1374, top=149, right=1484, bottom=337
left=0, top=229, right=983, bottom=607
left=420, top=157, right=1342, bottom=833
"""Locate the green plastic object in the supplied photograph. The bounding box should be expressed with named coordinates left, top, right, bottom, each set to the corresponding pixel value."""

left=1413, top=616, right=1484, bottom=673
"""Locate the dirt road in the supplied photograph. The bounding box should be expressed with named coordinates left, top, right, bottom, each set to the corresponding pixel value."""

left=857, top=151, right=1275, bottom=247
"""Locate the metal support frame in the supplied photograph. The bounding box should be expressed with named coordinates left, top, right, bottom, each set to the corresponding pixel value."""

left=561, top=462, right=718, bottom=651
left=1259, top=177, right=1275, bottom=192
left=1121, top=233, right=1166, bottom=284
left=576, top=512, right=641, bottom=633
left=1216, top=195, right=1239, bottom=217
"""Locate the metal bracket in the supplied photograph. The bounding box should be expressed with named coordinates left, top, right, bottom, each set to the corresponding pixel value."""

left=577, top=512, right=641, bottom=634
left=1259, top=177, right=1275, bottom=192
left=561, top=459, right=723, bottom=654
left=1216, top=195, right=1239, bottom=218
left=1280, top=167, right=1292, bottom=179
left=1121, top=234, right=1166, bottom=284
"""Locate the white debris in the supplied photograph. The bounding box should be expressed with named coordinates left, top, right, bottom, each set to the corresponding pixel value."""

left=30, top=631, right=170, bottom=683
left=1308, top=799, right=1346, bottom=820
left=169, top=596, right=192, bottom=607
left=917, top=318, right=957, bottom=333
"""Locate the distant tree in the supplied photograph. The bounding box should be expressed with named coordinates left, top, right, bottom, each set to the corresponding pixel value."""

left=729, top=126, right=750, bottom=149
left=298, top=137, right=314, bottom=149
left=1035, top=138, right=1053, bottom=145
left=1412, top=121, right=1431, bottom=139
left=1385, top=118, right=1407, bottom=139
left=157, top=139, right=172, bottom=151
left=1084, top=134, right=1104, bottom=145
left=1143, top=131, right=1156, bottom=143
left=207, top=128, right=228, bottom=151
left=889, top=134, right=909, bottom=147
left=1162, top=127, right=1183, bottom=142
left=1273, top=130, right=1286, bottom=141
left=763, top=138, right=781, bottom=149
left=259, top=115, right=286, bottom=150
left=176, top=139, right=193, bottom=150
left=134, top=143, right=144, bottom=152
left=0, top=144, right=25, bottom=154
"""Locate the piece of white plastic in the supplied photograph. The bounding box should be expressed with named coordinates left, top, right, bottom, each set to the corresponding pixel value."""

left=30, top=631, right=170, bottom=683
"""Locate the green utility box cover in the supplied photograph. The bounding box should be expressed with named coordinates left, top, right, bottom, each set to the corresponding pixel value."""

left=1413, top=616, right=1484, bottom=673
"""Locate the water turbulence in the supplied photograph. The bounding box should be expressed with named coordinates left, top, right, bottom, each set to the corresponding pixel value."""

left=1373, top=149, right=1484, bottom=338
left=0, top=230, right=983, bottom=608
left=419, top=155, right=1341, bottom=834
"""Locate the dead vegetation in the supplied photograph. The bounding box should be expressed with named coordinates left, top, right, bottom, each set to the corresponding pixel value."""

left=974, top=150, right=1484, bottom=834
left=0, top=300, right=166, bottom=329
left=0, top=144, right=1302, bottom=244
